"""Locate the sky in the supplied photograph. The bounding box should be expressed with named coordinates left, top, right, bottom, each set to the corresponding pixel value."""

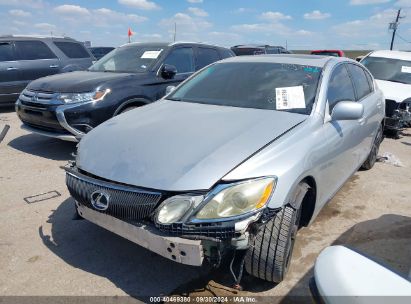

left=2, top=0, right=411, bottom=50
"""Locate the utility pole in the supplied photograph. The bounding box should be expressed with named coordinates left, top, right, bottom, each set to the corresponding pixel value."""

left=389, top=9, right=403, bottom=50
left=173, top=22, right=177, bottom=42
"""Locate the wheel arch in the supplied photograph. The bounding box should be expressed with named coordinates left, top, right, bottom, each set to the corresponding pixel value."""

left=297, top=176, right=317, bottom=227
left=114, top=97, right=152, bottom=116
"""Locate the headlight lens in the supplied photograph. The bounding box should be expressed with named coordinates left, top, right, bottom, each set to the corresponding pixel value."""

left=195, top=177, right=275, bottom=219
left=57, top=89, right=110, bottom=104
left=156, top=195, right=203, bottom=224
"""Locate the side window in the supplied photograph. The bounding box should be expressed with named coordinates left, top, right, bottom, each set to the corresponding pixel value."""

left=347, top=64, right=372, bottom=100
left=364, top=69, right=374, bottom=92
left=196, top=47, right=220, bottom=70
left=0, top=42, right=15, bottom=61
left=163, top=47, right=194, bottom=74
left=54, top=41, right=91, bottom=59
left=327, top=64, right=356, bottom=112
left=14, top=41, right=57, bottom=60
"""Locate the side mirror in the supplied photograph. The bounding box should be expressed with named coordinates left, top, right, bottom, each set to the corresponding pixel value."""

left=166, top=85, right=176, bottom=95
left=161, top=64, right=177, bottom=79
left=331, top=101, right=364, bottom=121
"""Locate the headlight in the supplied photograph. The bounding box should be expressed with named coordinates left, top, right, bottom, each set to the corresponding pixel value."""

left=195, top=177, right=275, bottom=220
left=156, top=195, right=203, bottom=224
left=57, top=89, right=110, bottom=104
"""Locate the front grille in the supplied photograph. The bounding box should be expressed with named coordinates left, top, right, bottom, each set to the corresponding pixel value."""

left=19, top=89, right=61, bottom=106
left=156, top=222, right=237, bottom=239
left=66, top=171, right=162, bottom=221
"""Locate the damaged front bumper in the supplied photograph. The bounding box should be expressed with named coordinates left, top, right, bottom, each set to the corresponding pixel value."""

left=76, top=202, right=204, bottom=266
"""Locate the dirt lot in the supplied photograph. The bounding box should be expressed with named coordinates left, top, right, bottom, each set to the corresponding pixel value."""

left=1, top=107, right=410, bottom=303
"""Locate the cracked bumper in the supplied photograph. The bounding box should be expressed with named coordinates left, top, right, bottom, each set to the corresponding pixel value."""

left=77, top=203, right=204, bottom=266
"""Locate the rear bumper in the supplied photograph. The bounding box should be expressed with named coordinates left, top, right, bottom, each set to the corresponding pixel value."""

left=76, top=203, right=204, bottom=266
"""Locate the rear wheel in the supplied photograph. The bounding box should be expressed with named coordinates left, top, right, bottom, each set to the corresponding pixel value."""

left=361, top=124, right=383, bottom=170
left=244, top=182, right=307, bottom=283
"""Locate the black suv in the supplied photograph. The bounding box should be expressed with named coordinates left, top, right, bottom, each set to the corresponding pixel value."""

left=0, top=35, right=94, bottom=106
left=231, top=44, right=291, bottom=56
left=16, top=42, right=234, bottom=142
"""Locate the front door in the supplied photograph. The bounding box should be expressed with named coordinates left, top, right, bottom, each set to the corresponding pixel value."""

left=0, top=41, right=22, bottom=104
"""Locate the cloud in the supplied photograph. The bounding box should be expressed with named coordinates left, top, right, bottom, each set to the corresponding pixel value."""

left=187, top=7, right=208, bottom=17
left=160, top=12, right=212, bottom=32
left=54, top=5, right=90, bottom=15
left=232, top=8, right=254, bottom=14
left=118, top=0, right=160, bottom=10
left=350, top=0, right=391, bottom=5
left=8, top=9, right=31, bottom=17
left=304, top=10, right=331, bottom=20
left=187, top=0, right=203, bottom=3
left=0, top=0, right=44, bottom=8
left=34, top=23, right=56, bottom=31
left=395, top=0, right=411, bottom=6
left=260, top=11, right=292, bottom=22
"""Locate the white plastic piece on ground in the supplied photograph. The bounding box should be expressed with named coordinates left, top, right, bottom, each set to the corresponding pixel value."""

left=314, top=246, right=411, bottom=303
left=378, top=152, right=404, bottom=167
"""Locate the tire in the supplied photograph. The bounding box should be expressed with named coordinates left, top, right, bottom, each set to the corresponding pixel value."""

left=361, top=124, right=383, bottom=170
left=244, top=183, right=306, bottom=283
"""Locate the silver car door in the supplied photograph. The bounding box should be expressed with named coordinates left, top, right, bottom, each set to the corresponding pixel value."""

left=347, top=63, right=382, bottom=161
left=315, top=63, right=363, bottom=206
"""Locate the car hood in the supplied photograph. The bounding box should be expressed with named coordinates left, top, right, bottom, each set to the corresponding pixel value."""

left=77, top=100, right=306, bottom=191
left=28, top=71, right=136, bottom=93
left=375, top=79, right=411, bottom=103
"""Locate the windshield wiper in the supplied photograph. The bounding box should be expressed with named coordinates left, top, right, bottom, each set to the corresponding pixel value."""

left=167, top=97, right=181, bottom=101
left=387, top=79, right=409, bottom=84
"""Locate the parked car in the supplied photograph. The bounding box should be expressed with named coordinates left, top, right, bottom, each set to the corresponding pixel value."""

left=0, top=35, right=94, bottom=106
left=65, top=54, right=384, bottom=284
left=361, top=50, right=411, bottom=137
left=231, top=44, right=291, bottom=56
left=311, top=50, right=345, bottom=57
left=88, top=46, right=115, bottom=60
left=16, top=42, right=234, bottom=142
left=310, top=246, right=411, bottom=302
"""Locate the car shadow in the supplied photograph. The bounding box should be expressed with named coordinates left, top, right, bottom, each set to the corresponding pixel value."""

left=39, top=198, right=213, bottom=301
left=8, top=134, right=76, bottom=161
left=282, top=214, right=411, bottom=303
left=0, top=105, right=15, bottom=114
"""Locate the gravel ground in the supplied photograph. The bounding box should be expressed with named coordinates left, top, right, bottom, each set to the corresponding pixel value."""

left=1, top=107, right=410, bottom=303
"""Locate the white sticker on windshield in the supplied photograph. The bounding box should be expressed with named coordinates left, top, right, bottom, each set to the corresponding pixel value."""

left=275, top=86, right=306, bottom=110
left=401, top=66, right=411, bottom=73
left=141, top=50, right=162, bottom=59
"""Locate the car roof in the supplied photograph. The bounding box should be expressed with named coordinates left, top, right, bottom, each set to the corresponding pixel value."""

left=369, top=50, right=411, bottom=61
left=121, top=41, right=226, bottom=49
left=0, top=35, right=78, bottom=42
left=221, top=54, right=342, bottom=68
left=232, top=44, right=284, bottom=49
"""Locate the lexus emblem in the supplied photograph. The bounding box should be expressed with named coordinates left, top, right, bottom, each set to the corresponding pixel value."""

left=90, top=190, right=110, bottom=211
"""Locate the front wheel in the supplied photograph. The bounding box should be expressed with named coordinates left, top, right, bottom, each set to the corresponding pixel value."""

left=244, top=183, right=307, bottom=283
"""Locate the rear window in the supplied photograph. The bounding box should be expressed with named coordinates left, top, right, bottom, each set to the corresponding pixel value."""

left=14, top=40, right=57, bottom=60
left=54, top=41, right=91, bottom=59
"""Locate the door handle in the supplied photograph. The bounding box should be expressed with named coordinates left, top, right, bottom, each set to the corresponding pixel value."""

left=49, top=65, right=59, bottom=68
left=6, top=67, right=18, bottom=71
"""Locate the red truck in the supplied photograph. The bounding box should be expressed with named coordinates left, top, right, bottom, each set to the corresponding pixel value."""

left=311, top=50, right=345, bottom=57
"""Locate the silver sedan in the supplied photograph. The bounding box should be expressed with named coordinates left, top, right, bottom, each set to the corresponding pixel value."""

left=66, top=54, right=385, bottom=284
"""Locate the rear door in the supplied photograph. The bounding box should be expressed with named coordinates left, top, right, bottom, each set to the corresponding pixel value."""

left=14, top=40, right=60, bottom=86
left=0, top=41, right=23, bottom=103
left=194, top=47, right=221, bottom=70
left=346, top=63, right=381, bottom=161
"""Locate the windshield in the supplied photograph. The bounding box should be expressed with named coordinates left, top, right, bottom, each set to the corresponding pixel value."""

left=361, top=56, right=411, bottom=85
left=168, top=62, right=322, bottom=115
left=89, top=45, right=166, bottom=73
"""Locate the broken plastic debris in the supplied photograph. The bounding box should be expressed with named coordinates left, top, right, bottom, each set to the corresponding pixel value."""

left=376, top=152, right=403, bottom=167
